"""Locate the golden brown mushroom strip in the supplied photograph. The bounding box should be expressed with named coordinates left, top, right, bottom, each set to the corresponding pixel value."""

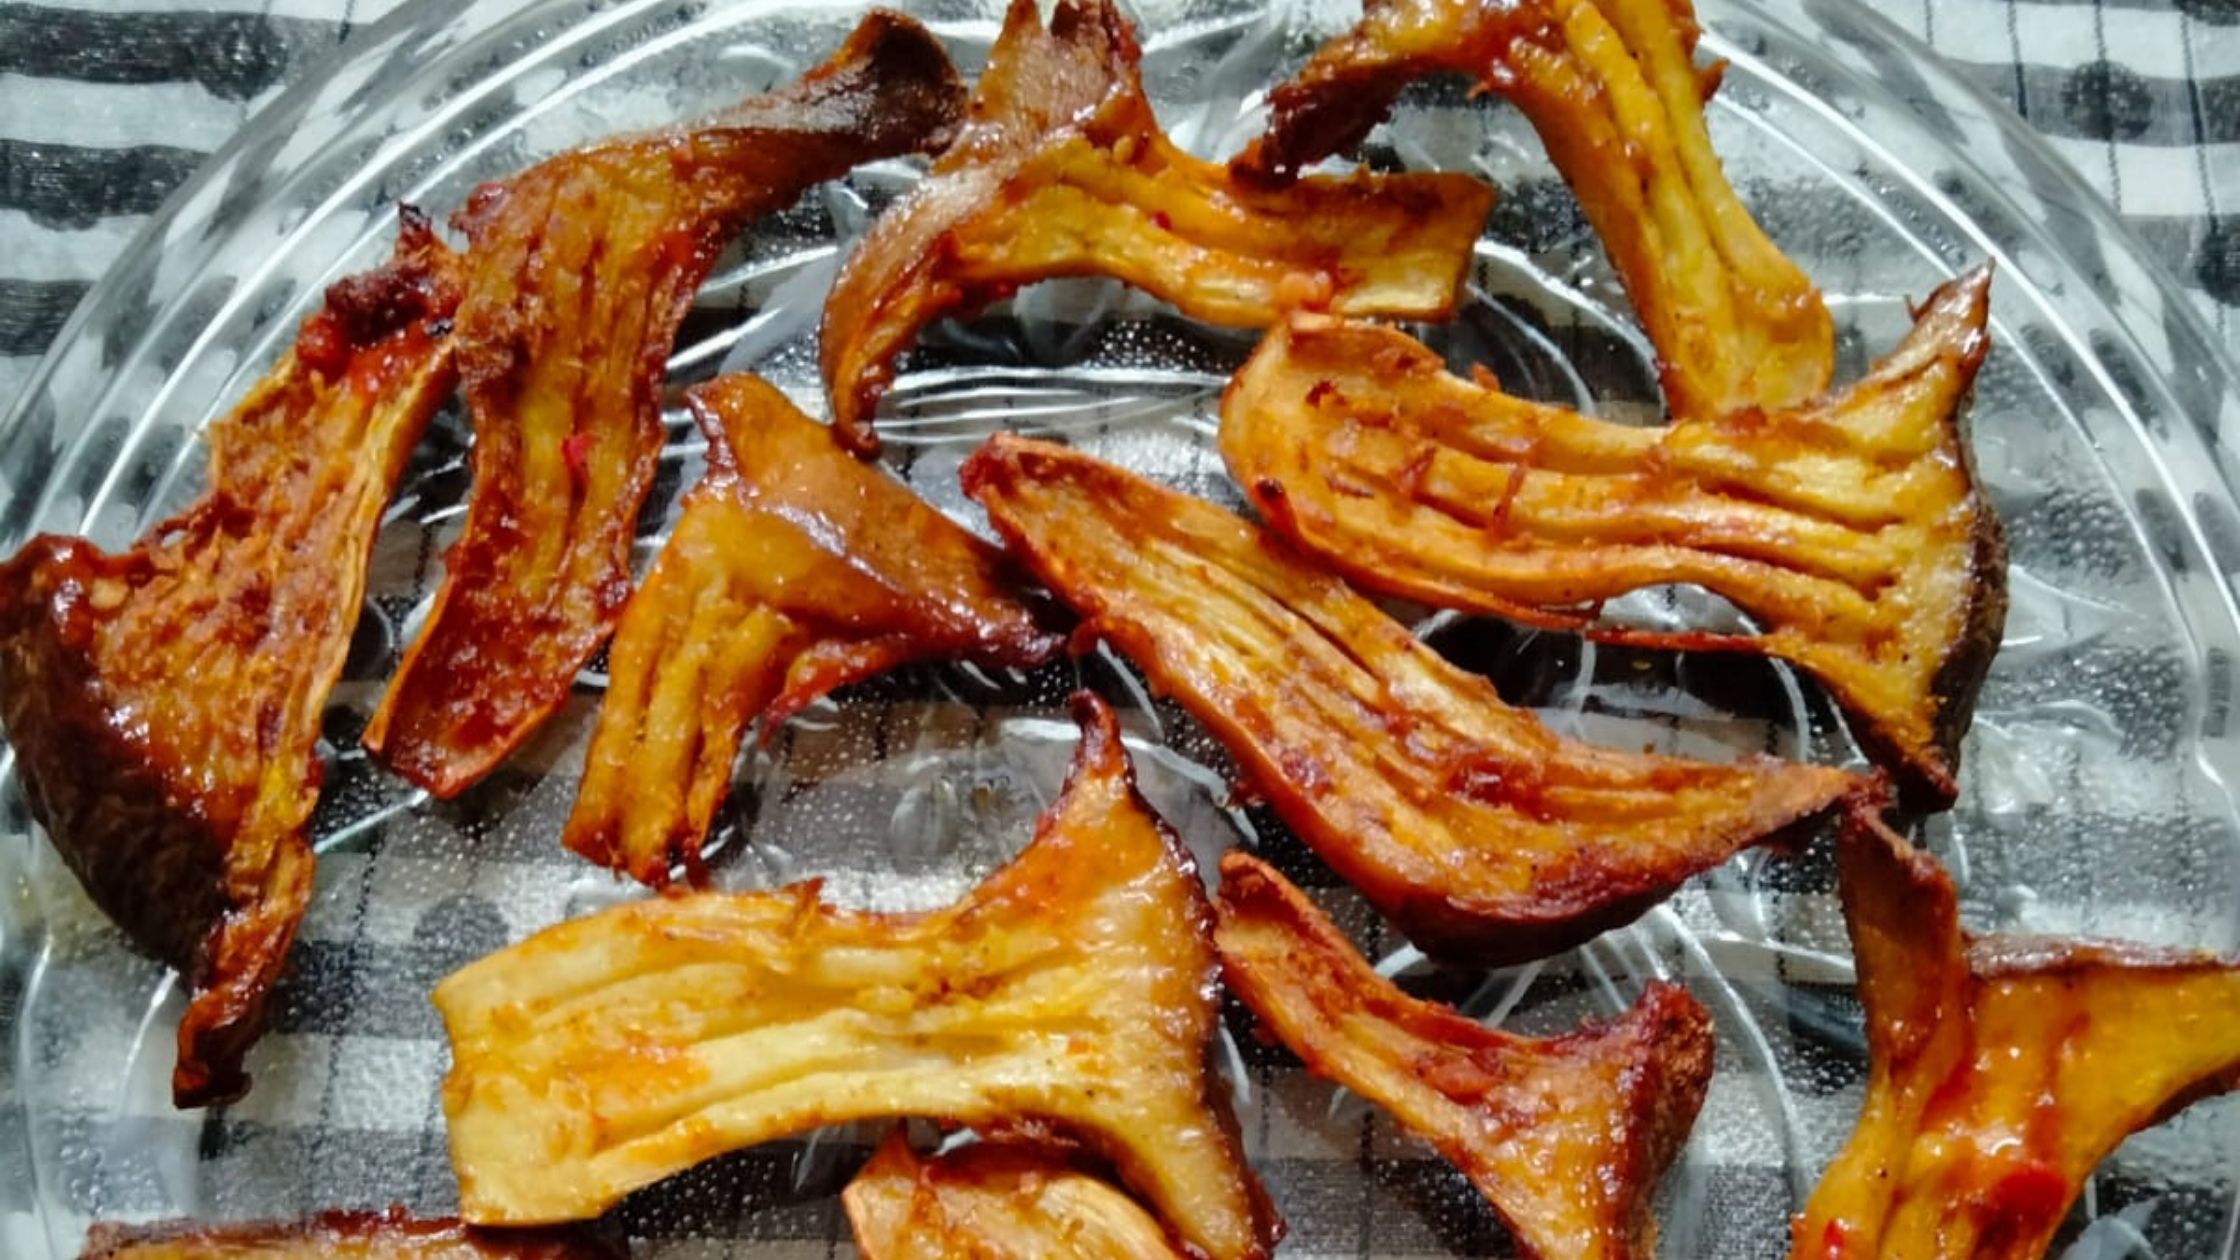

left=1793, top=805, right=2240, bottom=1260
left=364, top=12, right=967, bottom=797
left=1216, top=853, right=1712, bottom=1260
left=439, top=694, right=1280, bottom=1260
left=818, top=0, right=1492, bottom=453
left=0, top=213, right=461, bottom=1107
left=1223, top=267, right=2004, bottom=810
left=563, top=372, right=1057, bottom=887
left=1238, top=0, right=1831, bottom=420
left=78, top=1210, right=620, bottom=1260
left=961, top=436, right=1859, bottom=964
left=843, top=1132, right=1189, bottom=1259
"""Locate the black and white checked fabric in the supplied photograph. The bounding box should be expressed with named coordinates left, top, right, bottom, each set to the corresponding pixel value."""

left=1, top=2, right=2238, bottom=1259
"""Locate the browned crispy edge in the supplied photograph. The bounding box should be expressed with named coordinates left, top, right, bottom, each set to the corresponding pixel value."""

left=1837, top=799, right=2240, bottom=1208
left=1046, top=693, right=1286, bottom=1257
left=1234, top=267, right=2004, bottom=812
left=1215, top=850, right=1713, bottom=1259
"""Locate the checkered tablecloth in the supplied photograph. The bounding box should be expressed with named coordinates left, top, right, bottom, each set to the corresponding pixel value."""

left=1, top=1, right=2237, bottom=1258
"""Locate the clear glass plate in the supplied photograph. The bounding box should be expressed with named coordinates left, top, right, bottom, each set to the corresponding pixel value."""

left=2, top=0, right=2237, bottom=1256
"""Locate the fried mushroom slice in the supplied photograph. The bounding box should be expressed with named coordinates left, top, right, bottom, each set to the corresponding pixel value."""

left=818, top=0, right=1493, bottom=453
left=961, top=436, right=1858, bottom=965
left=1223, top=266, right=2004, bottom=810
left=1238, top=0, right=1831, bottom=420
left=563, top=373, right=1057, bottom=887
left=438, top=694, right=1279, bottom=1260
left=1794, top=805, right=2240, bottom=1260
left=364, top=12, right=967, bottom=797
left=78, top=1209, right=620, bottom=1260
left=843, top=1132, right=1188, bottom=1259
left=1216, top=853, right=1711, bottom=1260
left=0, top=213, right=462, bottom=1107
